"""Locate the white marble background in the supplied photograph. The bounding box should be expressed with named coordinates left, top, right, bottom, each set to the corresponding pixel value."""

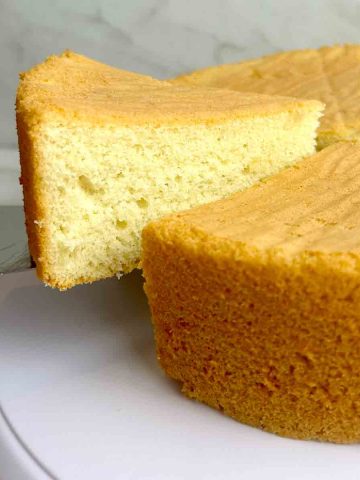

left=2, top=0, right=360, bottom=202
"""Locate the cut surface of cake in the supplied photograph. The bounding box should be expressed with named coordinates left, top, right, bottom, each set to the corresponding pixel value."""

left=17, top=51, right=322, bottom=289
left=173, top=45, right=360, bottom=149
left=142, top=143, right=360, bottom=443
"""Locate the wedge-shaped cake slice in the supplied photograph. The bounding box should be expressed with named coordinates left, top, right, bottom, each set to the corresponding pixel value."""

left=17, top=51, right=322, bottom=289
left=143, top=143, right=360, bottom=443
left=173, top=45, right=360, bottom=149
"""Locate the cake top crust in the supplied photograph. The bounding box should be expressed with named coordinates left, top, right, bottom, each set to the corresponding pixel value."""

left=164, top=143, right=360, bottom=256
left=16, top=51, right=322, bottom=126
left=173, top=45, right=360, bottom=143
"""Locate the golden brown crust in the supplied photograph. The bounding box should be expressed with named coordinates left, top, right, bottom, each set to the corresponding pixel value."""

left=16, top=108, right=46, bottom=283
left=17, top=50, right=323, bottom=127
left=173, top=44, right=360, bottom=148
left=142, top=144, right=360, bottom=443
left=143, top=226, right=360, bottom=443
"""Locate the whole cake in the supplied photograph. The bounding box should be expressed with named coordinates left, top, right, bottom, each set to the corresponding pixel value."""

left=16, top=51, right=322, bottom=289
left=142, top=143, right=360, bottom=443
left=173, top=45, right=360, bottom=149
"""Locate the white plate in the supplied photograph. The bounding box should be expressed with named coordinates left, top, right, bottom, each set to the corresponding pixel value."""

left=1, top=270, right=360, bottom=480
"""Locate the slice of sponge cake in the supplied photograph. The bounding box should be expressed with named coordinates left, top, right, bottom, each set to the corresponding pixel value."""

left=142, top=143, right=360, bottom=443
left=17, top=51, right=323, bottom=289
left=173, top=45, right=360, bottom=149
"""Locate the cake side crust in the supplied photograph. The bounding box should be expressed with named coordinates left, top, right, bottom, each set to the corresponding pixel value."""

left=142, top=220, right=360, bottom=443
left=16, top=108, right=48, bottom=285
